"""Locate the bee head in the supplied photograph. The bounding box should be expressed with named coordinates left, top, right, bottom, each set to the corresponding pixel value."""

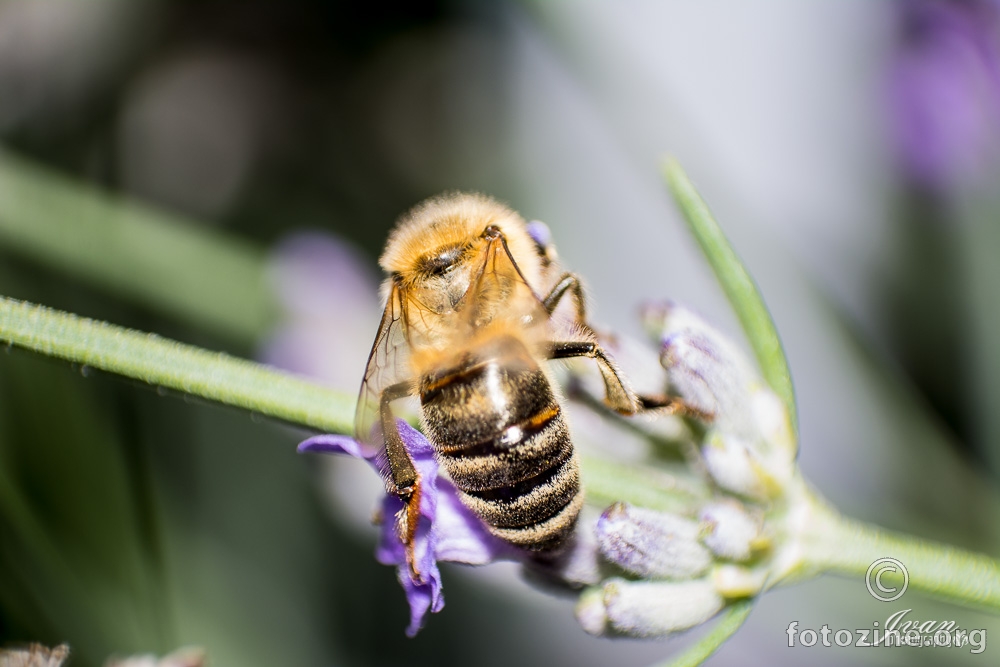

left=380, top=192, right=543, bottom=314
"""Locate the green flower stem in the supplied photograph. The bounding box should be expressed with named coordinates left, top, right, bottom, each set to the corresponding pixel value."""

left=788, top=486, right=1000, bottom=614
left=0, top=295, right=354, bottom=434
left=581, top=455, right=709, bottom=515
left=663, top=158, right=797, bottom=433
left=655, top=599, right=754, bottom=667
left=0, top=149, right=275, bottom=343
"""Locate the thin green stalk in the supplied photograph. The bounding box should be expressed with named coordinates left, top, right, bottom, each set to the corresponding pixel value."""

left=0, top=295, right=354, bottom=434
left=797, top=492, right=1000, bottom=614
left=654, top=600, right=754, bottom=667
left=663, top=158, right=797, bottom=433
left=581, top=454, right=709, bottom=515
left=0, top=149, right=275, bottom=343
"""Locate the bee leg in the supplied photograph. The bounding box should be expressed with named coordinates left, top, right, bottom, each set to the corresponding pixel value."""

left=541, top=273, right=588, bottom=323
left=549, top=341, right=711, bottom=421
left=379, top=381, right=423, bottom=578
left=635, top=393, right=714, bottom=422
left=542, top=279, right=712, bottom=421
left=548, top=340, right=639, bottom=414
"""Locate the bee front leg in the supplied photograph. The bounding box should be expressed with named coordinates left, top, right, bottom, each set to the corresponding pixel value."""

left=541, top=272, right=588, bottom=323
left=379, top=381, right=423, bottom=577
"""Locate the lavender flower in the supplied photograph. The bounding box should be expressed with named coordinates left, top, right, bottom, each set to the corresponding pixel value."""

left=577, top=302, right=804, bottom=638
left=595, top=503, right=712, bottom=580
left=577, top=579, right=724, bottom=638
left=294, top=298, right=805, bottom=639
left=274, top=222, right=805, bottom=642
left=299, top=420, right=508, bottom=636
left=889, top=0, right=1000, bottom=189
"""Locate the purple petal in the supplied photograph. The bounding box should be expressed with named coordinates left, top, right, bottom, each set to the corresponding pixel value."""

left=298, top=420, right=505, bottom=636
left=433, top=477, right=508, bottom=565
left=371, top=421, right=447, bottom=635
left=377, top=493, right=444, bottom=637
left=297, top=433, right=372, bottom=460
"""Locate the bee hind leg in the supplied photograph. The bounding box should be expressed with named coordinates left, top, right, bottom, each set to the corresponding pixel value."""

left=379, top=381, right=423, bottom=578
left=548, top=340, right=639, bottom=415
left=636, top=393, right=714, bottom=422
left=548, top=341, right=711, bottom=422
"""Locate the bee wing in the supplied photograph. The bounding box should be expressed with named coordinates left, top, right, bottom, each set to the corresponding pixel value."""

left=354, top=281, right=413, bottom=448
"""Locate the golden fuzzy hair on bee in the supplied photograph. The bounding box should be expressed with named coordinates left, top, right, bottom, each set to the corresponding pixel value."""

left=379, top=192, right=542, bottom=289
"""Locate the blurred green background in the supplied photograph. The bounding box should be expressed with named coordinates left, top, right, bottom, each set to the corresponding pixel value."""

left=1, top=1, right=1000, bottom=665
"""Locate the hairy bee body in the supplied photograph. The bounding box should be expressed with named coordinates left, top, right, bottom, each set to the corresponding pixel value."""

left=358, top=193, right=636, bottom=558
left=418, top=331, right=582, bottom=552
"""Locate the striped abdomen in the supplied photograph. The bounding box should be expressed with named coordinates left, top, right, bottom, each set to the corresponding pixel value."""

left=419, top=335, right=581, bottom=553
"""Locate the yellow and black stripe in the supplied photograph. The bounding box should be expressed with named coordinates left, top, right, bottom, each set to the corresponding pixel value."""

left=420, top=335, right=581, bottom=553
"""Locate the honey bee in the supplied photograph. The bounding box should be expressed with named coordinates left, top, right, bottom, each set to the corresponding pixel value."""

left=356, top=193, right=648, bottom=563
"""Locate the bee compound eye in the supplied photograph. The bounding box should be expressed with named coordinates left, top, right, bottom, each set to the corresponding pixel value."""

left=417, top=245, right=467, bottom=277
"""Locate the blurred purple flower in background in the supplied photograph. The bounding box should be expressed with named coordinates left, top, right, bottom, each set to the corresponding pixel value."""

left=299, top=420, right=507, bottom=636
left=262, top=231, right=380, bottom=390
left=889, top=0, right=1000, bottom=189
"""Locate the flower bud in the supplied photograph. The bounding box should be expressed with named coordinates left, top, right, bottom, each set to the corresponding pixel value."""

left=712, top=564, right=767, bottom=598
left=751, top=388, right=796, bottom=455
left=534, top=509, right=604, bottom=587
left=644, top=303, right=762, bottom=440
left=596, top=502, right=712, bottom=579
left=699, top=500, right=763, bottom=561
left=701, top=431, right=776, bottom=499
left=578, top=578, right=725, bottom=638
left=575, top=586, right=609, bottom=636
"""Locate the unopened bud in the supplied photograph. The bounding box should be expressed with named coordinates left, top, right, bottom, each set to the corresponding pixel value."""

left=712, top=564, right=767, bottom=598
left=646, top=304, right=762, bottom=439
left=575, top=586, right=609, bottom=635
left=581, top=578, right=724, bottom=638
left=751, top=388, right=796, bottom=455
left=597, top=503, right=712, bottom=579
left=699, top=500, right=762, bottom=561
left=702, top=431, right=778, bottom=499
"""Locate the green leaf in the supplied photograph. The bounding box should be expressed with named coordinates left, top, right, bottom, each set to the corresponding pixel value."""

left=0, top=295, right=354, bottom=434
left=0, top=353, right=171, bottom=661
left=663, top=158, right=797, bottom=434
left=0, top=149, right=275, bottom=344
left=652, top=599, right=754, bottom=667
